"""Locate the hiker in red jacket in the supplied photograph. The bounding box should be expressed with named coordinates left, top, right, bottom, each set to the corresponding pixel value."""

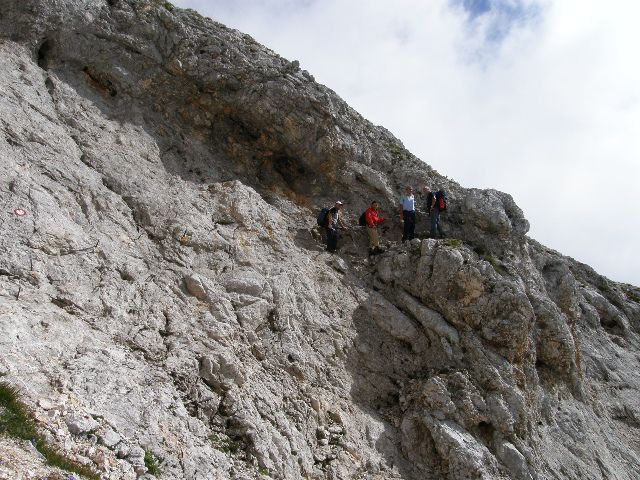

left=365, top=201, right=385, bottom=256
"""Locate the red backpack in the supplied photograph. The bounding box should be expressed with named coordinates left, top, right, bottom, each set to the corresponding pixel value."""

left=436, top=190, right=447, bottom=211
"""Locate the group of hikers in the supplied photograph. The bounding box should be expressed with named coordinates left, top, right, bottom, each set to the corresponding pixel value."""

left=317, top=185, right=447, bottom=256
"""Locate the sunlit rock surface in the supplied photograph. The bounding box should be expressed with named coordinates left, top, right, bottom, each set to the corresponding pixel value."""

left=1, top=1, right=639, bottom=478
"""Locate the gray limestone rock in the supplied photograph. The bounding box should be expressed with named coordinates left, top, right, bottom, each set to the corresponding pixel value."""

left=99, top=428, right=122, bottom=449
left=64, top=414, right=100, bottom=436
left=0, top=1, right=638, bottom=479
left=496, top=440, right=532, bottom=480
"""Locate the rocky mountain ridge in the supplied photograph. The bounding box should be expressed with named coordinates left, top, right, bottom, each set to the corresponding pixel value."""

left=0, top=1, right=639, bottom=479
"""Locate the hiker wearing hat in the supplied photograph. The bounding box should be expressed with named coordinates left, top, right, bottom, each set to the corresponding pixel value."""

left=399, top=186, right=416, bottom=242
left=326, top=201, right=347, bottom=252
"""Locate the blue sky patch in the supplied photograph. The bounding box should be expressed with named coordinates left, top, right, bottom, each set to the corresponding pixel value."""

left=454, top=0, right=542, bottom=43
left=461, top=0, right=492, bottom=19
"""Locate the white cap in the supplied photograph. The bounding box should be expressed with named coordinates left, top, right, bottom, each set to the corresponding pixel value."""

left=335, top=201, right=344, bottom=205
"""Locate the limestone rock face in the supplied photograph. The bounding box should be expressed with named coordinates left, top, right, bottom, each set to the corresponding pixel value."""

left=1, top=1, right=639, bottom=479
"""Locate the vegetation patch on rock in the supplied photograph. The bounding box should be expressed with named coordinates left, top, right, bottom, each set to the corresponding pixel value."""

left=0, top=382, right=100, bottom=480
left=144, top=448, right=161, bottom=476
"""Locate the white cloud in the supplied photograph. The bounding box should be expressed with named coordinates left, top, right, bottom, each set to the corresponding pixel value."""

left=173, top=0, right=640, bottom=286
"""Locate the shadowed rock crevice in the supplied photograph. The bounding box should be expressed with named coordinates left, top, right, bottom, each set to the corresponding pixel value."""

left=82, top=66, right=118, bottom=97
left=36, top=38, right=52, bottom=70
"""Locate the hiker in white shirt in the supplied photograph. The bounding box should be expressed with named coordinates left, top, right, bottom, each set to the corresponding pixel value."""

left=399, top=186, right=416, bottom=242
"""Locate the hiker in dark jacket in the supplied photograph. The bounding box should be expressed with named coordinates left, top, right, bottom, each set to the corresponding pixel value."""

left=425, top=187, right=445, bottom=238
left=365, top=201, right=385, bottom=255
left=326, top=201, right=346, bottom=252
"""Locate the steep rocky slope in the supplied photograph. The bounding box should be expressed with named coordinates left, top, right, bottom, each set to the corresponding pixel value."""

left=1, top=1, right=639, bottom=479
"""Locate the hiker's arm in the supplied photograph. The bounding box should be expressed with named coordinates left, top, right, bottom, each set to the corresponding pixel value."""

left=326, top=212, right=334, bottom=228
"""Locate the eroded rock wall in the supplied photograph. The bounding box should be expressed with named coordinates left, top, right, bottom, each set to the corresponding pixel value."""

left=1, top=1, right=639, bottom=479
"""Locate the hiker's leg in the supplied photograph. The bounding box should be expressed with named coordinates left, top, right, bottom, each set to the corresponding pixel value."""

left=436, top=210, right=444, bottom=237
left=368, top=226, right=379, bottom=250
left=408, top=211, right=416, bottom=240
left=327, top=228, right=337, bottom=251
left=430, top=210, right=438, bottom=237
left=367, top=227, right=375, bottom=255
left=402, top=211, right=410, bottom=242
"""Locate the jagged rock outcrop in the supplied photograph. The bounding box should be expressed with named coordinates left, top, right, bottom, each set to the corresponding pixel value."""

left=1, top=1, right=639, bottom=479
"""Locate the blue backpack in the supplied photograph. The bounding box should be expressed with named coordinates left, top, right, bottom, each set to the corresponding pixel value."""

left=317, top=208, right=330, bottom=227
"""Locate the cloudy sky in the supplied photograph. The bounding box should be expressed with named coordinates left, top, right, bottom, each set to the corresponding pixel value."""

left=173, top=0, right=640, bottom=286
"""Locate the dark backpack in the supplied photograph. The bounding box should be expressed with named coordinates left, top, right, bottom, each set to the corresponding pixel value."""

left=317, top=207, right=330, bottom=227
left=426, top=191, right=435, bottom=210
left=358, top=211, right=367, bottom=226
left=436, top=190, right=447, bottom=211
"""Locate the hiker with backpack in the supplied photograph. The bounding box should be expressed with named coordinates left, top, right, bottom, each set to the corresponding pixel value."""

left=424, top=186, right=447, bottom=238
left=399, top=186, right=416, bottom=242
left=322, top=201, right=347, bottom=252
left=362, top=201, right=385, bottom=256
